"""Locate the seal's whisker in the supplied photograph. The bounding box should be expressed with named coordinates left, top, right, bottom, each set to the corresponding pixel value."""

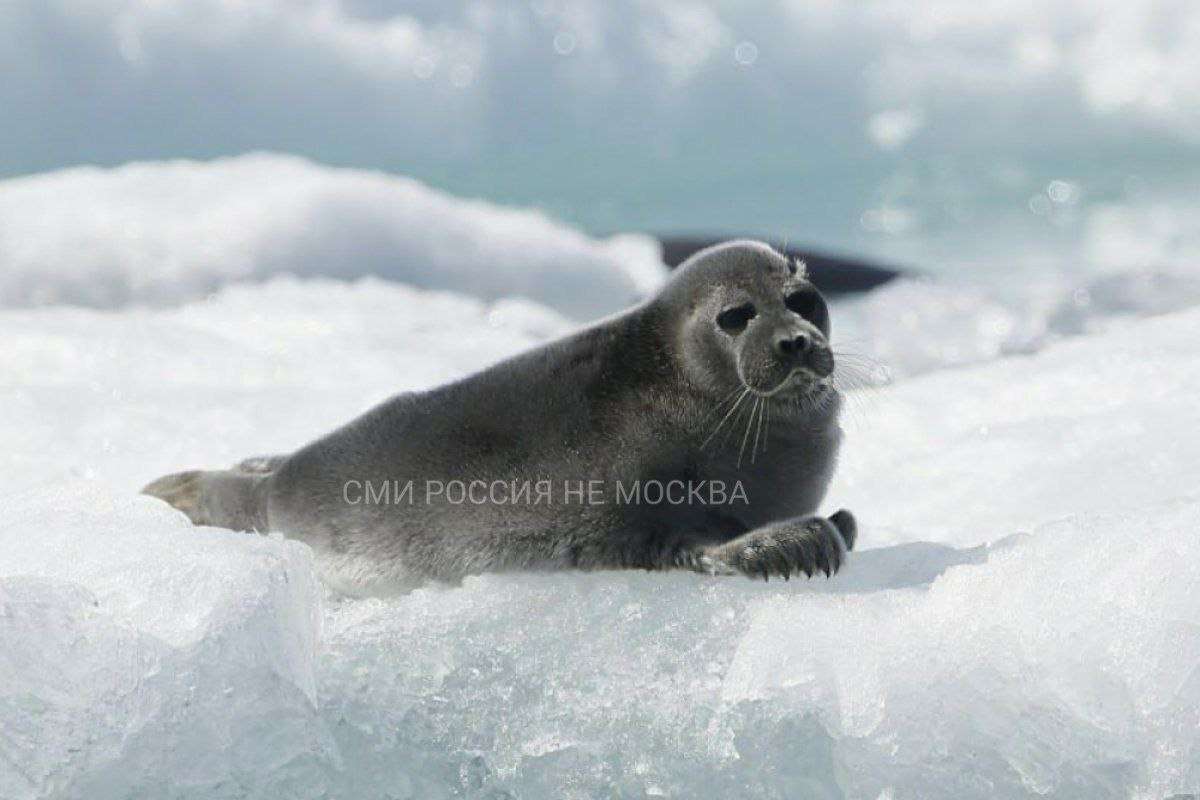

left=762, top=402, right=770, bottom=453
left=831, top=355, right=885, bottom=371
left=702, top=385, right=744, bottom=420
left=830, top=336, right=875, bottom=350
left=723, top=390, right=756, bottom=450
left=702, top=387, right=750, bottom=449
left=831, top=353, right=890, bottom=394
left=738, top=397, right=761, bottom=468
left=830, top=348, right=890, bottom=385
left=751, top=395, right=766, bottom=463
left=835, top=378, right=883, bottom=433
left=831, top=355, right=883, bottom=370
left=831, top=368, right=873, bottom=392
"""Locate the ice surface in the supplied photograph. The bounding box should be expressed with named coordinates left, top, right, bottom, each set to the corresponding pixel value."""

left=833, top=269, right=1200, bottom=380
left=0, top=154, right=664, bottom=320
left=1, top=488, right=327, bottom=799
left=2, top=277, right=1200, bottom=797
left=0, top=277, right=567, bottom=498
left=833, top=308, right=1200, bottom=547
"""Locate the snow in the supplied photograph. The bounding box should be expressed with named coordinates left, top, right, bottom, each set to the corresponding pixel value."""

left=0, top=154, right=663, bottom=320
left=2, top=267, right=1199, bottom=797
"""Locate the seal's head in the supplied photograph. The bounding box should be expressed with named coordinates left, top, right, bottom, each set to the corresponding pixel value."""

left=663, top=240, right=835, bottom=400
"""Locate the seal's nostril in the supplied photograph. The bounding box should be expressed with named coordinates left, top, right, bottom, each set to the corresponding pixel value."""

left=777, top=334, right=811, bottom=358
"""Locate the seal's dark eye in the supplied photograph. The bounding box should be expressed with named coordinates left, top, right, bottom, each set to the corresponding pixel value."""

left=785, top=289, right=830, bottom=336
left=716, top=303, right=756, bottom=334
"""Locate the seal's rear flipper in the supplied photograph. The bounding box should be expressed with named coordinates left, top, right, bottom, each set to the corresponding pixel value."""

left=142, top=471, right=206, bottom=523
left=142, top=469, right=269, bottom=532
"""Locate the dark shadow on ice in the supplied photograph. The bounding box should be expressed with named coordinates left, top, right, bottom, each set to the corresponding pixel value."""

left=813, top=540, right=990, bottom=594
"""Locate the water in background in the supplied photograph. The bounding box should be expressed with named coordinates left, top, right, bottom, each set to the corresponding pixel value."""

left=4, top=0, right=1200, bottom=385
left=4, top=0, right=1200, bottom=287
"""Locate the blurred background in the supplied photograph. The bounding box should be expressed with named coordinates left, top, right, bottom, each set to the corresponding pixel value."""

left=3, top=0, right=1200, bottom=371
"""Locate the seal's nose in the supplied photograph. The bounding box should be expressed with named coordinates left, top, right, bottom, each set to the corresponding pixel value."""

left=775, top=333, right=811, bottom=359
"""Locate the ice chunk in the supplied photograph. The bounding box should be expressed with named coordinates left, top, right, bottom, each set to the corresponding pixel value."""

left=2, top=282, right=1200, bottom=797
left=834, top=269, right=1200, bottom=381
left=0, top=154, right=665, bottom=320
left=834, top=306, right=1200, bottom=547
left=1, top=486, right=327, bottom=799
left=0, top=277, right=565, bottom=497
left=307, top=507, right=1200, bottom=799
left=724, top=505, right=1200, bottom=798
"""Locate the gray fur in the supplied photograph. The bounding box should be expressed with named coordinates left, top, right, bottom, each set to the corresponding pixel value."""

left=143, top=240, right=856, bottom=592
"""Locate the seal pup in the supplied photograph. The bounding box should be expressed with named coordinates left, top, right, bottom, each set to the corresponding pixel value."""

left=144, top=240, right=856, bottom=592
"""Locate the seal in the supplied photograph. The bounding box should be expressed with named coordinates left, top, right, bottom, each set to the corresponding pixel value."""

left=143, top=240, right=857, bottom=593
left=658, top=234, right=902, bottom=295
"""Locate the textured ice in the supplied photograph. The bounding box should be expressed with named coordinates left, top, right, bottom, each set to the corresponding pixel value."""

left=5, top=149, right=1199, bottom=388
left=0, top=154, right=663, bottom=319
left=1, top=489, right=326, bottom=799
left=834, top=269, right=1200, bottom=380
left=2, top=279, right=1200, bottom=798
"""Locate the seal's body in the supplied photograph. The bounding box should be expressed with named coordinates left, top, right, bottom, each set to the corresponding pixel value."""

left=145, top=241, right=856, bottom=592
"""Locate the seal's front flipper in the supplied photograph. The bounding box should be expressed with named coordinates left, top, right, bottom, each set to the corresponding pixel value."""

left=142, top=469, right=269, bottom=532
left=696, top=509, right=857, bottom=581
left=828, top=508, right=857, bottom=551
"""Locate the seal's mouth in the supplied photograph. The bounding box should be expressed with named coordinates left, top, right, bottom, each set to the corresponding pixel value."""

left=744, top=367, right=832, bottom=399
